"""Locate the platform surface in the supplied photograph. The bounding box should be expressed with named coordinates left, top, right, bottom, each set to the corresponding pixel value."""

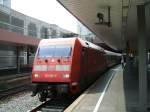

left=65, top=65, right=150, bottom=112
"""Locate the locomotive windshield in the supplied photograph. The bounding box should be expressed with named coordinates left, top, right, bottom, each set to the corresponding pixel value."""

left=38, top=45, right=72, bottom=58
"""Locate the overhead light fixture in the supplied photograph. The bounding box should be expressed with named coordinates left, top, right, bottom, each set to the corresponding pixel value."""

left=95, top=6, right=111, bottom=27
left=97, top=13, right=104, bottom=24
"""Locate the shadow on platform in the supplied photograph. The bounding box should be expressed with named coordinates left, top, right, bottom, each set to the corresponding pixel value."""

left=123, top=61, right=150, bottom=112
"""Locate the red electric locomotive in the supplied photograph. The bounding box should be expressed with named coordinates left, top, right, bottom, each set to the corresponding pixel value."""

left=31, top=37, right=120, bottom=101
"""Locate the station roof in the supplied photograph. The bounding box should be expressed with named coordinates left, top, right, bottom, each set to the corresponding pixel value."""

left=57, top=0, right=150, bottom=53
left=0, top=29, right=40, bottom=46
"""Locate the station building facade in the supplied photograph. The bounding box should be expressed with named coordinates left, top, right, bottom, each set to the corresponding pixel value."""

left=0, top=4, right=75, bottom=72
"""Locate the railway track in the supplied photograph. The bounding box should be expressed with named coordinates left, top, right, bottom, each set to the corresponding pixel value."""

left=0, top=72, right=31, bottom=81
left=0, top=84, right=31, bottom=99
left=29, top=97, right=74, bottom=112
left=0, top=73, right=31, bottom=99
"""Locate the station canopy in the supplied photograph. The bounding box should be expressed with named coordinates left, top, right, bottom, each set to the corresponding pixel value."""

left=57, top=0, right=150, bottom=53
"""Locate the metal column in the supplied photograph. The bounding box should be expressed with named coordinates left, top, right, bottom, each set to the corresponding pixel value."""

left=16, top=46, right=20, bottom=73
left=137, top=5, right=147, bottom=112
left=27, top=46, right=30, bottom=65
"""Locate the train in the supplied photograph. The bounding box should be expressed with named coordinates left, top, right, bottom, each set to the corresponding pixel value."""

left=31, top=37, right=121, bottom=101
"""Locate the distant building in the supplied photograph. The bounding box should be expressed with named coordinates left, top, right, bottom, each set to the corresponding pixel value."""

left=0, top=3, right=74, bottom=40
left=77, top=21, right=95, bottom=42
left=0, top=0, right=11, bottom=8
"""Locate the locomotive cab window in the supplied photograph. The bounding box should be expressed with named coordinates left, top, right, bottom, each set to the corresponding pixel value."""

left=55, top=45, right=72, bottom=57
left=38, top=46, right=55, bottom=57
left=38, top=45, right=72, bottom=58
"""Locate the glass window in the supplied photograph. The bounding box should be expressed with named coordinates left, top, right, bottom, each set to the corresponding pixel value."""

left=38, top=45, right=72, bottom=58
left=40, top=27, right=48, bottom=39
left=38, top=46, right=55, bottom=58
left=11, top=16, right=24, bottom=27
left=0, top=11, right=10, bottom=23
left=54, top=45, right=72, bottom=57
left=28, top=22, right=37, bottom=37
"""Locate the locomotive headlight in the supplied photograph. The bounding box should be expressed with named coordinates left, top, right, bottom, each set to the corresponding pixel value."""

left=34, top=74, right=39, bottom=78
left=63, top=74, right=70, bottom=78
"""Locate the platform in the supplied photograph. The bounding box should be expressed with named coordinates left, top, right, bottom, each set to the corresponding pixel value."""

left=65, top=65, right=150, bottom=112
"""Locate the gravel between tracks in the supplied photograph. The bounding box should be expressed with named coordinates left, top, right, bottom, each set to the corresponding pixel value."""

left=0, top=91, right=42, bottom=112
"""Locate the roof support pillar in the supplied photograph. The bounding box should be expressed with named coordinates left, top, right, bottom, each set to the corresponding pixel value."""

left=16, top=46, right=21, bottom=73
left=27, top=46, right=30, bottom=65
left=137, top=4, right=147, bottom=112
